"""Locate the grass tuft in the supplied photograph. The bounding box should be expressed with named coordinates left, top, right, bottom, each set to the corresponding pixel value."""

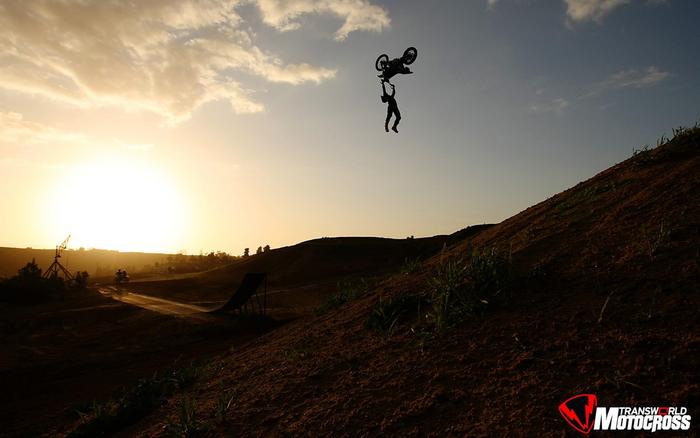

left=166, top=395, right=203, bottom=437
left=364, top=247, right=513, bottom=338
left=214, top=389, right=234, bottom=423
left=314, top=278, right=372, bottom=315
left=399, top=257, right=422, bottom=275
left=70, top=361, right=207, bottom=437
left=426, top=248, right=512, bottom=332
left=632, top=124, right=699, bottom=166
left=365, top=294, right=421, bottom=337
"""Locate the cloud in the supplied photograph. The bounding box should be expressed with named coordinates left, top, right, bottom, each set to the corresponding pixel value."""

left=492, top=0, right=666, bottom=24
left=485, top=0, right=500, bottom=11
left=605, top=66, right=671, bottom=88
left=0, top=111, right=85, bottom=145
left=0, top=1, right=386, bottom=123
left=529, top=97, right=570, bottom=115
left=564, top=0, right=630, bottom=23
left=584, top=66, right=670, bottom=97
left=255, top=0, right=390, bottom=41
left=0, top=111, right=155, bottom=155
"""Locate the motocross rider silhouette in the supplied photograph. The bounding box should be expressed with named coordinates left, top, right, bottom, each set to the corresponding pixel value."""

left=381, top=81, right=401, bottom=133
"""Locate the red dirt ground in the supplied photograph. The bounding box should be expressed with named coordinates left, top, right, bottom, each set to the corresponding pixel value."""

left=122, top=128, right=699, bottom=436
left=0, top=288, right=277, bottom=437
left=2, top=236, right=469, bottom=436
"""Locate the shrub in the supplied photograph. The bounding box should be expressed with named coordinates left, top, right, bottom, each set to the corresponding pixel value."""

left=18, top=259, right=42, bottom=279
left=0, top=259, right=65, bottom=304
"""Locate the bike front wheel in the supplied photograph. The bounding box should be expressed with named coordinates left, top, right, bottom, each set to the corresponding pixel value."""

left=402, top=47, right=417, bottom=65
left=375, top=54, right=389, bottom=71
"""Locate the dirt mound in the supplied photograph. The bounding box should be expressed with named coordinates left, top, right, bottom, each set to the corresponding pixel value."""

left=87, top=129, right=700, bottom=436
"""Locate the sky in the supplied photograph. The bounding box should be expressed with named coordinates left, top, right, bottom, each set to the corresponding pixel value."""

left=0, top=0, right=698, bottom=254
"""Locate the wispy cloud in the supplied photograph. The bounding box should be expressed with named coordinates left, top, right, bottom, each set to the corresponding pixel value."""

left=564, top=0, right=631, bottom=23
left=0, top=0, right=389, bottom=123
left=255, top=0, right=390, bottom=41
left=584, top=66, right=671, bottom=97
left=0, top=111, right=155, bottom=154
left=529, top=97, right=570, bottom=115
left=0, top=111, right=85, bottom=145
left=492, top=0, right=662, bottom=24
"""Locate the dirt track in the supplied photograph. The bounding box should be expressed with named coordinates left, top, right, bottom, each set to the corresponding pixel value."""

left=99, top=283, right=329, bottom=317
left=99, top=286, right=214, bottom=316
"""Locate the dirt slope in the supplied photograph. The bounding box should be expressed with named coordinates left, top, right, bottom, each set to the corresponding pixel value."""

left=108, top=129, right=700, bottom=436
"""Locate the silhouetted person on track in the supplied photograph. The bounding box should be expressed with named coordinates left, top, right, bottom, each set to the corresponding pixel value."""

left=381, top=81, right=401, bottom=133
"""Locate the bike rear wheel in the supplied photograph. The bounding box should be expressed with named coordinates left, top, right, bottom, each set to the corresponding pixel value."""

left=375, top=54, right=389, bottom=71
left=402, top=47, right=417, bottom=65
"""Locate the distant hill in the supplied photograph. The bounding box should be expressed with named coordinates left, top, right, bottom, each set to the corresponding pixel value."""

left=127, top=227, right=493, bottom=305
left=0, top=247, right=170, bottom=278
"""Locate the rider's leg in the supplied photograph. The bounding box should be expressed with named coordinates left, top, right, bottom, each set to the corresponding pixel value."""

left=385, top=107, right=392, bottom=132
left=391, top=107, right=401, bottom=132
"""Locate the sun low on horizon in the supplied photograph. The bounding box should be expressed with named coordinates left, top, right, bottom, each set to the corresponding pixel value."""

left=46, top=156, right=190, bottom=253
left=1, top=0, right=698, bottom=255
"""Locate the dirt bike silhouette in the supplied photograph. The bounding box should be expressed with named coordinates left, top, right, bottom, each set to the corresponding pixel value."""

left=375, top=47, right=417, bottom=83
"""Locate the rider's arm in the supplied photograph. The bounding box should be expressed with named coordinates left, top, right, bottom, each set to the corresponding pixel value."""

left=389, top=86, right=395, bottom=98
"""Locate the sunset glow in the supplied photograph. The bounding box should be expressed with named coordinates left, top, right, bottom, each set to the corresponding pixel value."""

left=1, top=1, right=698, bottom=254
left=48, top=157, right=188, bottom=253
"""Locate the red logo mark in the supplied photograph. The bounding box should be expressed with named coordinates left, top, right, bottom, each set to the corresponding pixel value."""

left=658, top=407, right=669, bottom=416
left=559, top=394, right=598, bottom=434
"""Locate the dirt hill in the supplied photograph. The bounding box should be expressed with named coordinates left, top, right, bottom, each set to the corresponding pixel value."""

left=77, top=127, right=700, bottom=436
left=0, top=247, right=173, bottom=278
left=125, top=231, right=490, bottom=313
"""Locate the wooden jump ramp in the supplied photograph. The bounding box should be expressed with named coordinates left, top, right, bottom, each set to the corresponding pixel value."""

left=210, top=272, right=268, bottom=315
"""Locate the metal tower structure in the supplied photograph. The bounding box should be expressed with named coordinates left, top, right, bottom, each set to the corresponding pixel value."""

left=43, top=234, right=73, bottom=280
